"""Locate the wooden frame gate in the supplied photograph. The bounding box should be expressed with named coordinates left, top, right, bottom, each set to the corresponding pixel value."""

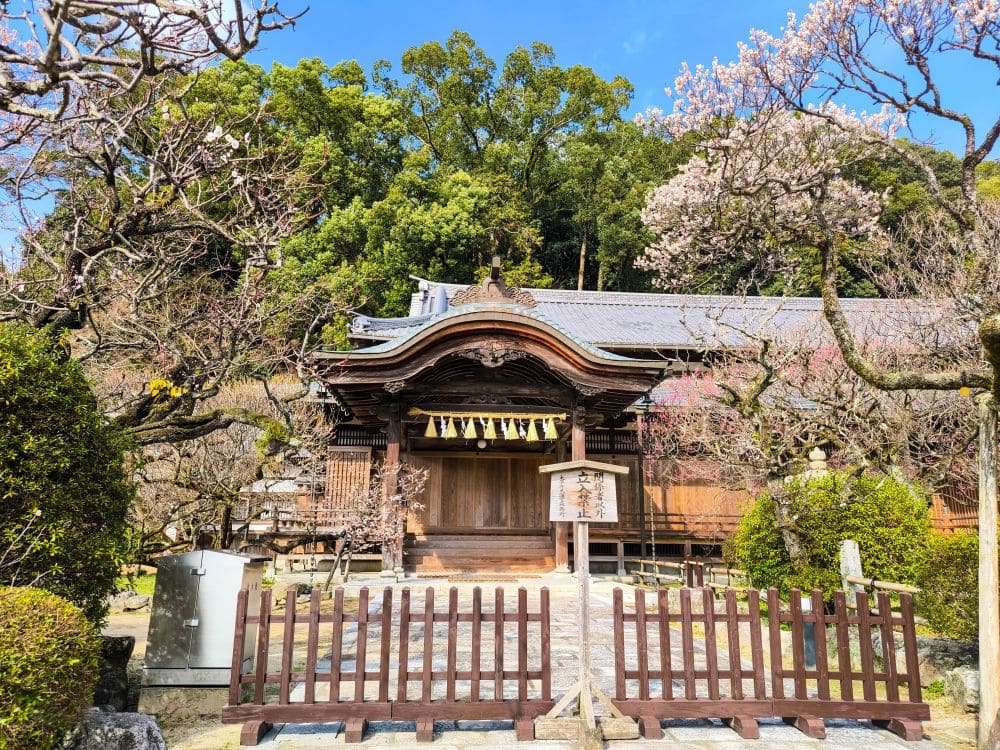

left=223, top=586, right=553, bottom=744
left=612, top=586, right=929, bottom=741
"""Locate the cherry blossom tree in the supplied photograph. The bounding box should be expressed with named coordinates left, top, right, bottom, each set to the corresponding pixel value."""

left=641, top=316, right=976, bottom=566
left=639, top=2, right=999, bottom=743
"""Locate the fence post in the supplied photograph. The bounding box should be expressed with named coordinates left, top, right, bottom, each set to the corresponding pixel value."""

left=839, top=539, right=864, bottom=608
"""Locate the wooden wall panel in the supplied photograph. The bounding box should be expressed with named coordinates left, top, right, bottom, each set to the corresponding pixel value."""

left=476, top=458, right=510, bottom=528
left=406, top=452, right=548, bottom=533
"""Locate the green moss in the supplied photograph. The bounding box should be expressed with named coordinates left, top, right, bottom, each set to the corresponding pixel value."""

left=0, top=587, right=100, bottom=750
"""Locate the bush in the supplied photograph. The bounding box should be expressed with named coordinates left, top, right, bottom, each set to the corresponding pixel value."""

left=916, top=530, right=977, bottom=639
left=729, top=470, right=931, bottom=598
left=0, top=324, right=133, bottom=622
left=0, top=587, right=100, bottom=750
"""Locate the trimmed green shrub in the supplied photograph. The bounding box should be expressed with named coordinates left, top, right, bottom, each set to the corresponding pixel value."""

left=0, top=587, right=100, bottom=750
left=0, top=323, right=133, bottom=622
left=729, top=471, right=931, bottom=598
left=916, top=530, right=977, bottom=639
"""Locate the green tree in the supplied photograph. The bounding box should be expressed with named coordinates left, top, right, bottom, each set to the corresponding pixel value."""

left=729, top=471, right=931, bottom=598
left=0, top=324, right=133, bottom=622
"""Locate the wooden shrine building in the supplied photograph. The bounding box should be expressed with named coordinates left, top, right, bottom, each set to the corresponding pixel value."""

left=303, top=259, right=973, bottom=574
left=313, top=260, right=667, bottom=572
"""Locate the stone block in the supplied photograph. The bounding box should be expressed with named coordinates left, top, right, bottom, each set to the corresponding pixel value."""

left=944, top=666, right=980, bottom=713
left=62, top=707, right=166, bottom=750
left=137, top=686, right=228, bottom=720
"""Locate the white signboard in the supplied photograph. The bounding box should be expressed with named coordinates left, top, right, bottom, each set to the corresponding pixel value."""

left=541, top=460, right=628, bottom=523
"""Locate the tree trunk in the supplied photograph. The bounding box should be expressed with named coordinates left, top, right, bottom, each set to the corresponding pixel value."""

left=577, top=229, right=587, bottom=291
left=979, top=395, right=999, bottom=750
left=769, top=479, right=809, bottom=568
left=596, top=262, right=605, bottom=292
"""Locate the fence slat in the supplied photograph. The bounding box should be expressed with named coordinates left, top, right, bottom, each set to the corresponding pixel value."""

left=635, top=588, right=649, bottom=701
left=378, top=588, right=393, bottom=703
left=228, top=589, right=248, bottom=707
left=329, top=588, right=344, bottom=704
left=747, top=589, right=766, bottom=699
left=422, top=587, right=434, bottom=703
left=789, top=590, right=807, bottom=700
left=658, top=588, right=673, bottom=700
left=279, top=587, right=296, bottom=704
left=899, top=593, right=922, bottom=704
left=397, top=588, right=410, bottom=703
left=447, top=587, right=459, bottom=702
left=494, top=588, right=504, bottom=701
left=517, top=588, right=528, bottom=702
left=833, top=590, right=854, bottom=701
left=613, top=587, right=626, bottom=700
left=811, top=589, right=830, bottom=701
left=767, top=588, right=784, bottom=700
left=877, top=592, right=900, bottom=702
left=703, top=588, right=720, bottom=701
left=680, top=588, right=696, bottom=700
left=253, top=588, right=272, bottom=705
left=355, top=588, right=370, bottom=703
left=471, top=587, right=482, bottom=703
left=304, top=588, right=321, bottom=703
left=540, top=587, right=551, bottom=702
left=857, top=591, right=877, bottom=702
left=724, top=588, right=742, bottom=700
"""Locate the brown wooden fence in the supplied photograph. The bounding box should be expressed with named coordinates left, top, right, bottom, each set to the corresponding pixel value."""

left=223, top=586, right=553, bottom=745
left=612, top=586, right=929, bottom=741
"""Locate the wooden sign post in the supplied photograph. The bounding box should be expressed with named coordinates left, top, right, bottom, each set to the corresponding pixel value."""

left=538, top=460, right=636, bottom=745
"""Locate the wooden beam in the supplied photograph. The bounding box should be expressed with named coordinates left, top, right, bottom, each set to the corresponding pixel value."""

left=979, top=395, right=999, bottom=750
left=554, top=437, right=569, bottom=572
left=402, top=382, right=575, bottom=399
left=382, top=403, right=402, bottom=573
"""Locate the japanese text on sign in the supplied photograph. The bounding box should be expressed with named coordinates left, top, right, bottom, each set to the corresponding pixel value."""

left=548, top=468, right=618, bottom=522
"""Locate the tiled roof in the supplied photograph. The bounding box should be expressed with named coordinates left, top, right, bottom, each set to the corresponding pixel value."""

left=347, top=279, right=949, bottom=351
left=346, top=303, right=636, bottom=362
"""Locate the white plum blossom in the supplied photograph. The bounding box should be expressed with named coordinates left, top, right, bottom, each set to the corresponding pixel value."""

left=637, top=111, right=886, bottom=291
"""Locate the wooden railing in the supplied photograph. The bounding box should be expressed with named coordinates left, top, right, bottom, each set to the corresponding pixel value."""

left=223, top=586, right=554, bottom=744
left=607, top=511, right=742, bottom=539
left=612, top=586, right=928, bottom=741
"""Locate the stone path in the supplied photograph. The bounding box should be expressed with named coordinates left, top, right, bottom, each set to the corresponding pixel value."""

left=247, top=572, right=951, bottom=749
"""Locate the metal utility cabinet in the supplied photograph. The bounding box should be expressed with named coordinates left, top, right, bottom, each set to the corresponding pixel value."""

left=143, top=549, right=268, bottom=687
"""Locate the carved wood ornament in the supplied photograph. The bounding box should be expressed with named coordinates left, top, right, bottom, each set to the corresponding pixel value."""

left=449, top=256, right=537, bottom=308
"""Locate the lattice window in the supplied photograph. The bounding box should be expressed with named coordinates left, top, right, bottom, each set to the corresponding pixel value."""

left=323, top=446, right=372, bottom=527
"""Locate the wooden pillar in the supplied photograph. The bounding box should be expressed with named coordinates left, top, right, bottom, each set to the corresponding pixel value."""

left=636, top=413, right=647, bottom=561
left=382, top=403, right=402, bottom=573
left=572, top=407, right=586, bottom=574
left=979, top=395, right=999, bottom=750
left=554, top=434, right=570, bottom=572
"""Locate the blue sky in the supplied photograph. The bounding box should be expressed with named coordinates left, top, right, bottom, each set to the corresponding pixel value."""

left=247, top=0, right=998, bottom=158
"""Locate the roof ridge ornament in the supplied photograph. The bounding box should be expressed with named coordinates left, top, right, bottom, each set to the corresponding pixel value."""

left=450, top=256, right=537, bottom=308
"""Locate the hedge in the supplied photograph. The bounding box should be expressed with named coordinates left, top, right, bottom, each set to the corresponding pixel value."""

left=0, top=587, right=100, bottom=750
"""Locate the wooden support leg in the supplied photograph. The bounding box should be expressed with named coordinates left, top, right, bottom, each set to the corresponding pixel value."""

left=555, top=522, right=569, bottom=572
left=515, top=717, right=534, bottom=741
left=616, top=539, right=626, bottom=577
left=416, top=718, right=434, bottom=742
left=874, top=718, right=924, bottom=741
left=239, top=720, right=271, bottom=746
left=725, top=716, right=759, bottom=740
left=344, top=718, right=367, bottom=743
left=638, top=716, right=663, bottom=739
left=785, top=715, right=825, bottom=739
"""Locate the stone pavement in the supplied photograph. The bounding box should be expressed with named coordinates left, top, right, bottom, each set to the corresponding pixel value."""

left=247, top=572, right=952, bottom=749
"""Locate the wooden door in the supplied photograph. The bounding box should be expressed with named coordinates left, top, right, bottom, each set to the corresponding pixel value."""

left=407, top=453, right=550, bottom=534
